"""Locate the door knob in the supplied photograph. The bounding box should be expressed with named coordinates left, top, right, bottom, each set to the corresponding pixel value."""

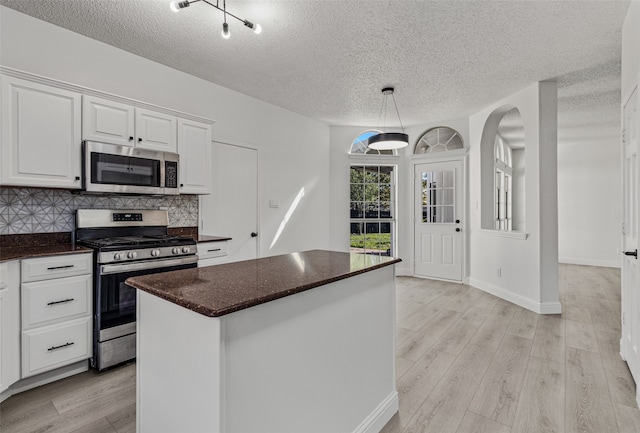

left=251, top=232, right=258, bottom=238
left=455, top=228, right=461, bottom=232
left=456, top=219, right=460, bottom=224
left=623, top=249, right=637, bottom=259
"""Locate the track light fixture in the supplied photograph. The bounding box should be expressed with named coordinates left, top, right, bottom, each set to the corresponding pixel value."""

left=169, top=0, right=262, bottom=39
left=367, top=87, right=409, bottom=150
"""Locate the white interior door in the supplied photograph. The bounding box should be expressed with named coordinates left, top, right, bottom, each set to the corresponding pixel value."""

left=622, top=85, right=640, bottom=390
left=414, top=160, right=463, bottom=281
left=200, top=142, right=258, bottom=262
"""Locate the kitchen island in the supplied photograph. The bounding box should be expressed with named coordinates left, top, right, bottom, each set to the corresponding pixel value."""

left=126, top=249, right=400, bottom=433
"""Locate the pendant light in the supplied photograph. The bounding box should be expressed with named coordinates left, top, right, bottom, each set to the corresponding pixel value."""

left=170, top=0, right=262, bottom=38
left=367, top=87, right=409, bottom=150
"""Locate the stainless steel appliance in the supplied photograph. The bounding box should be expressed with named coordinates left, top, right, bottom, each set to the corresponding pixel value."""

left=82, top=141, right=180, bottom=195
left=76, top=209, right=197, bottom=370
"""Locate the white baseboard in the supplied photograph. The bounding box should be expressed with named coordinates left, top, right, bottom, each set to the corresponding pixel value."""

left=353, top=391, right=399, bottom=433
left=468, top=278, right=562, bottom=315
left=0, top=360, right=88, bottom=403
left=559, top=256, right=621, bottom=268
left=395, top=266, right=412, bottom=276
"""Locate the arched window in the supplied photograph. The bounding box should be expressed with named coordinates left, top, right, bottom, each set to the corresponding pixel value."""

left=414, top=126, right=464, bottom=154
left=480, top=106, right=525, bottom=232
left=349, top=130, right=395, bottom=155
left=349, top=130, right=397, bottom=257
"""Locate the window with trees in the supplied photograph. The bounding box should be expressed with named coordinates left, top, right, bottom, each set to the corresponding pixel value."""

left=350, top=165, right=395, bottom=256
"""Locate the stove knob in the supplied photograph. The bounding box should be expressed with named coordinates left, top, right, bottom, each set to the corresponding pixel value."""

left=172, top=247, right=180, bottom=254
left=182, top=246, right=191, bottom=254
left=113, top=253, right=122, bottom=261
left=127, top=251, right=138, bottom=259
left=151, top=249, right=161, bottom=257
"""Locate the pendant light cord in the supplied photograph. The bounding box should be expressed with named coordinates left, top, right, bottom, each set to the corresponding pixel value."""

left=391, top=92, right=405, bottom=132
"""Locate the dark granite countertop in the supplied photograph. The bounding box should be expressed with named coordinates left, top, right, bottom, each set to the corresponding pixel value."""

left=197, top=235, right=232, bottom=243
left=126, top=249, right=401, bottom=317
left=0, top=243, right=92, bottom=263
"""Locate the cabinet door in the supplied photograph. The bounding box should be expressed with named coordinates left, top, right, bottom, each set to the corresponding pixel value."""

left=82, top=95, right=135, bottom=147
left=0, top=261, right=21, bottom=393
left=1, top=76, right=82, bottom=188
left=135, top=108, right=177, bottom=153
left=178, top=119, right=212, bottom=194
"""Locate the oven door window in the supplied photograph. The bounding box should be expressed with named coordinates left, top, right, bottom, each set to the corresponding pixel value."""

left=91, top=152, right=161, bottom=187
left=97, top=262, right=195, bottom=330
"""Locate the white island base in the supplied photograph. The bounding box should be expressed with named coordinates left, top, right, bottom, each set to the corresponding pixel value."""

left=136, top=266, right=398, bottom=433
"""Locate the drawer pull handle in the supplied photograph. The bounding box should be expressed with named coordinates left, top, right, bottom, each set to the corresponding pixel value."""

left=48, top=342, right=75, bottom=352
left=207, top=249, right=221, bottom=252
left=47, top=298, right=75, bottom=306
left=47, top=265, right=75, bottom=271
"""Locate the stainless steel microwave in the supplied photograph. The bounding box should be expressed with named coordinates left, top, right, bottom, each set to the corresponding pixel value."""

left=82, top=141, right=179, bottom=195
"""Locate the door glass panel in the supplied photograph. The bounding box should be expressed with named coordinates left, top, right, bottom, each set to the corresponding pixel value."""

left=421, top=169, right=455, bottom=223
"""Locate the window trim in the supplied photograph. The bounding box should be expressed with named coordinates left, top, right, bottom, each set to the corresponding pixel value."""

left=349, top=163, right=398, bottom=257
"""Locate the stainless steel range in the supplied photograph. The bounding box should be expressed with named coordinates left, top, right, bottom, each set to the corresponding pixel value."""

left=76, top=209, right=197, bottom=370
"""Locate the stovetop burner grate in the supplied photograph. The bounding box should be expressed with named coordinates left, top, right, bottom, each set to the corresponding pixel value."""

left=79, top=235, right=195, bottom=248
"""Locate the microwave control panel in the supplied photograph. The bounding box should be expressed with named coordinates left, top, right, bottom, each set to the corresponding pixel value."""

left=165, top=161, right=178, bottom=188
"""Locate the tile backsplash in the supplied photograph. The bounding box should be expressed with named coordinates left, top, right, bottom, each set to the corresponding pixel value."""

left=0, top=188, right=198, bottom=235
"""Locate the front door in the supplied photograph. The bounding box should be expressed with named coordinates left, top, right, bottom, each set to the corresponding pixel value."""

left=200, top=142, right=259, bottom=262
left=414, top=159, right=463, bottom=281
left=622, top=85, right=640, bottom=389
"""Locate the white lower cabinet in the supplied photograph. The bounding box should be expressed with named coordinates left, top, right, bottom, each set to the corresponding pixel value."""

left=197, top=241, right=228, bottom=267
left=22, top=274, right=92, bottom=330
left=0, top=261, right=21, bottom=393
left=22, top=317, right=92, bottom=378
left=20, top=253, right=93, bottom=379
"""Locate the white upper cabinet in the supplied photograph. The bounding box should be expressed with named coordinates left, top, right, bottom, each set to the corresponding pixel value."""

left=178, top=119, right=212, bottom=195
left=83, top=96, right=177, bottom=153
left=1, top=76, right=82, bottom=189
left=135, top=108, right=177, bottom=153
left=82, top=95, right=135, bottom=146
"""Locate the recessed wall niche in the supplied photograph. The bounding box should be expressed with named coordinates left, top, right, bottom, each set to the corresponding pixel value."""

left=480, top=106, right=525, bottom=232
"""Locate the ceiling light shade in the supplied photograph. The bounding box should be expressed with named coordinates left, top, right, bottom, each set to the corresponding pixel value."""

left=171, top=0, right=261, bottom=38
left=367, top=132, right=409, bottom=150
left=367, top=87, right=409, bottom=150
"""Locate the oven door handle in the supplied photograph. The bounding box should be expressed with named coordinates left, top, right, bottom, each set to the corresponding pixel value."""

left=100, top=255, right=198, bottom=275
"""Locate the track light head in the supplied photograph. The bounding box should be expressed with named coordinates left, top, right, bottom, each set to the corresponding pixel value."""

left=244, top=20, right=262, bottom=34
left=169, top=1, right=190, bottom=12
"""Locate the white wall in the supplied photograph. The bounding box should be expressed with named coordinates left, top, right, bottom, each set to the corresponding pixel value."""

left=622, top=1, right=640, bottom=102
left=469, top=82, right=561, bottom=314
left=0, top=6, right=330, bottom=257
left=558, top=141, right=621, bottom=267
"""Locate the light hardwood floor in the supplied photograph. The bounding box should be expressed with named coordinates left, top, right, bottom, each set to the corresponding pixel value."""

left=1, top=264, right=639, bottom=433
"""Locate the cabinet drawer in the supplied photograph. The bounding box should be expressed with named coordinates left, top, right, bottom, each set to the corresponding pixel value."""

left=197, top=242, right=227, bottom=258
left=22, top=317, right=92, bottom=378
left=22, top=253, right=92, bottom=283
left=22, top=274, right=92, bottom=330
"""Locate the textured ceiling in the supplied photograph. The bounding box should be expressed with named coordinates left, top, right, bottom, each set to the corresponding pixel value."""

left=0, top=0, right=630, bottom=131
